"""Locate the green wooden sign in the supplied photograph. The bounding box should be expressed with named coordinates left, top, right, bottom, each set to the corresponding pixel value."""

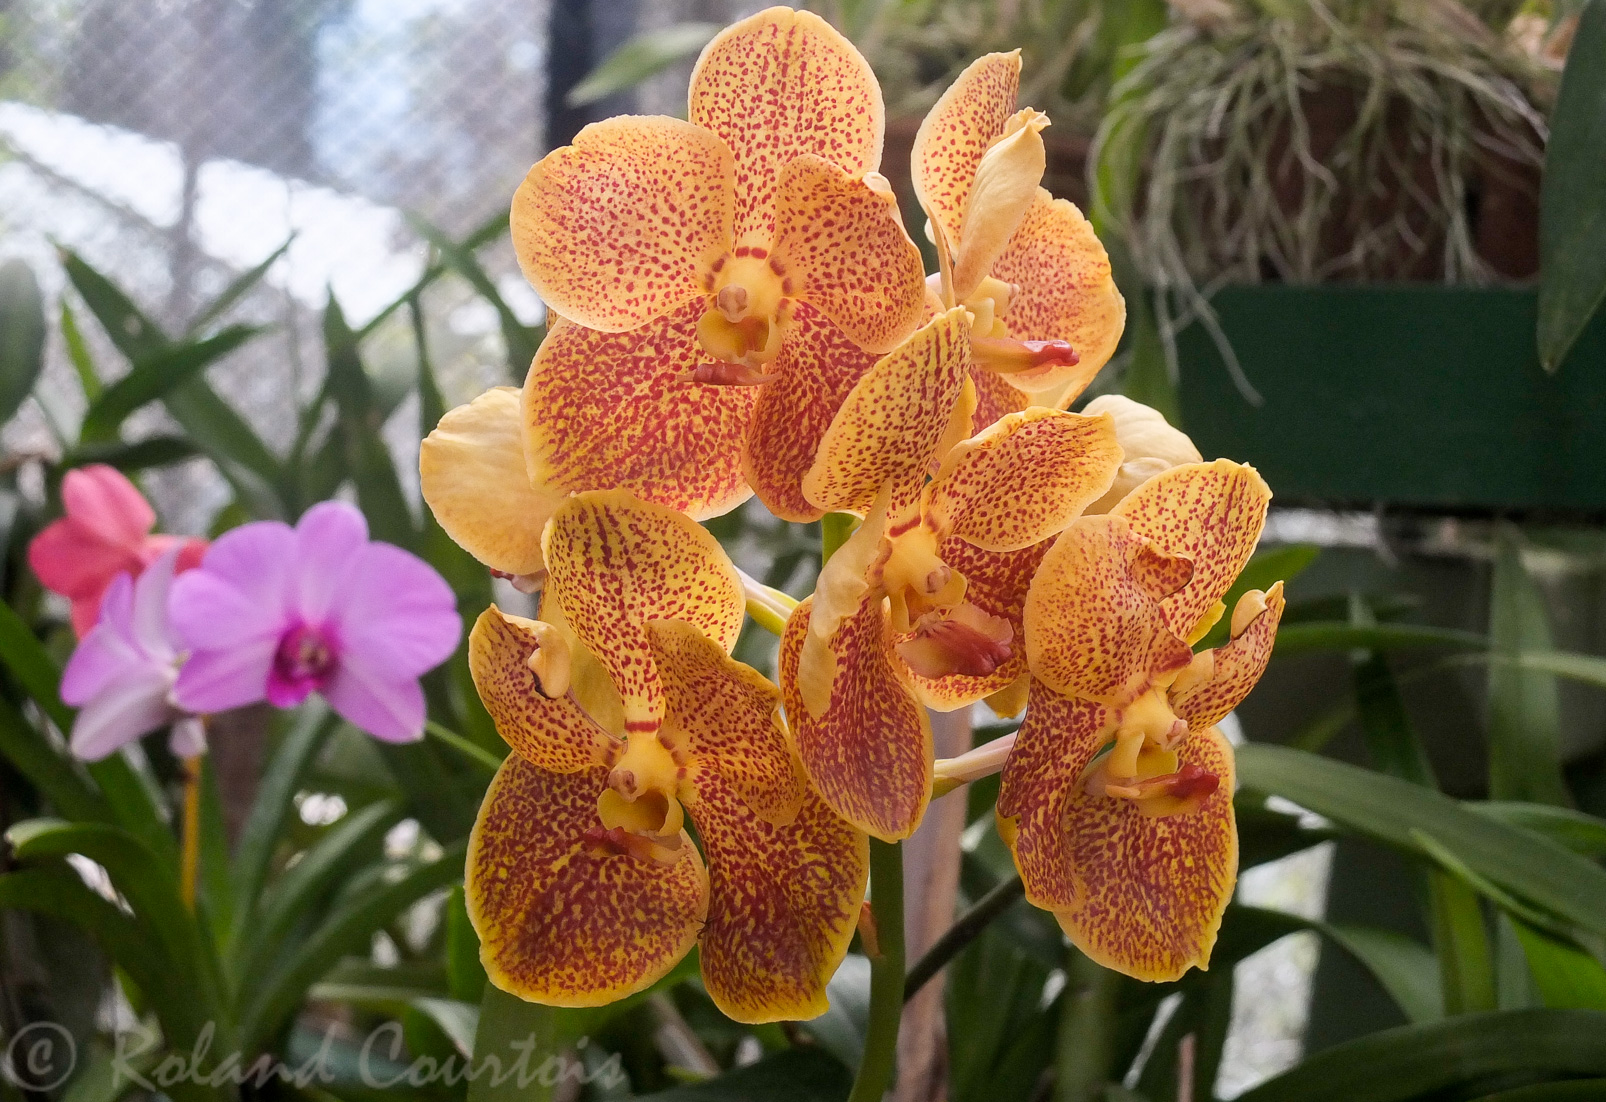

left=1176, top=286, right=1606, bottom=513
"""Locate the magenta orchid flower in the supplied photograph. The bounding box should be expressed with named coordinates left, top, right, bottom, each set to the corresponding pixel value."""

left=169, top=501, right=461, bottom=742
left=29, top=465, right=207, bottom=637
left=60, top=548, right=204, bottom=761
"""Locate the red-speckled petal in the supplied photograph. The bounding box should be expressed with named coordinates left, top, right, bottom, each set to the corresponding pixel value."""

left=468, top=607, right=620, bottom=773
left=802, top=307, right=971, bottom=520
left=543, top=491, right=745, bottom=734
left=690, top=767, right=868, bottom=1023
left=1023, top=515, right=1195, bottom=706
left=421, top=386, right=564, bottom=577
left=992, top=191, right=1125, bottom=397
left=911, top=52, right=1021, bottom=258
left=997, top=680, right=1112, bottom=910
left=779, top=596, right=931, bottom=842
left=645, top=618, right=804, bottom=825
left=689, top=7, right=883, bottom=244
left=969, top=365, right=1030, bottom=434
left=928, top=407, right=1122, bottom=553
left=1173, top=583, right=1285, bottom=731
left=524, top=303, right=757, bottom=519
left=511, top=115, right=732, bottom=333
left=897, top=537, right=1049, bottom=710
left=772, top=154, right=925, bottom=353
left=743, top=301, right=880, bottom=522
left=1112, top=460, right=1271, bottom=642
left=1050, top=727, right=1238, bottom=982
left=466, top=756, right=708, bottom=1007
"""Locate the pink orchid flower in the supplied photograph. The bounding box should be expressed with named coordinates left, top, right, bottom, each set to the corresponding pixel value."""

left=60, top=548, right=204, bottom=761
left=28, top=465, right=206, bottom=637
left=169, top=501, right=461, bottom=742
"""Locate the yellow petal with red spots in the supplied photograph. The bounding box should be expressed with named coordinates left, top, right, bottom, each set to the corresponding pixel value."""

left=688, top=767, right=868, bottom=1023
left=802, top=307, right=972, bottom=520
left=952, top=109, right=1048, bottom=302
left=742, top=301, right=881, bottom=522
left=992, top=191, right=1125, bottom=396
left=997, top=680, right=1113, bottom=911
left=1023, top=515, right=1195, bottom=706
left=1173, top=583, right=1285, bottom=731
left=968, top=365, right=1030, bottom=434
left=689, top=7, right=883, bottom=244
left=511, top=115, right=732, bottom=333
left=467, top=755, right=708, bottom=1007
left=469, top=607, right=621, bottom=773
left=911, top=52, right=1021, bottom=265
left=543, top=491, right=745, bottom=734
left=897, top=538, right=1048, bottom=711
left=645, top=618, right=804, bottom=826
left=420, top=386, right=562, bottom=577
left=772, top=154, right=926, bottom=354
left=1048, top=726, right=1238, bottom=982
left=1112, top=459, right=1272, bottom=643
left=928, top=407, right=1122, bottom=553
left=780, top=596, right=932, bottom=842
left=524, top=303, right=757, bottom=519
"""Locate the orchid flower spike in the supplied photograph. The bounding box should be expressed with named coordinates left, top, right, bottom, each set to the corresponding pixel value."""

left=60, top=548, right=203, bottom=761
left=168, top=501, right=461, bottom=742
left=29, top=464, right=206, bottom=637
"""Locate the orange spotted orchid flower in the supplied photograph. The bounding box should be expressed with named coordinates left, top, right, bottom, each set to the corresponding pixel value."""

left=465, top=490, right=867, bottom=1022
left=777, top=308, right=1124, bottom=841
left=498, top=7, right=926, bottom=534
left=995, top=460, right=1284, bottom=981
left=911, top=51, right=1127, bottom=430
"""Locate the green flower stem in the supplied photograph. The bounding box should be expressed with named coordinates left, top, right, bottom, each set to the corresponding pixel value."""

left=426, top=720, right=504, bottom=774
left=848, top=837, right=905, bottom=1102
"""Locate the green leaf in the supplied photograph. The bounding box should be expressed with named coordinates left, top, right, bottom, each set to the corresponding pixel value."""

left=468, top=985, right=556, bottom=1102
left=163, top=382, right=287, bottom=518
left=1472, top=803, right=1606, bottom=860
left=1118, top=291, right=1178, bottom=425
left=566, top=23, right=720, bottom=107
left=1487, top=526, right=1568, bottom=805
left=1510, top=919, right=1606, bottom=1012
left=60, top=299, right=100, bottom=401
left=59, top=250, right=168, bottom=362
left=0, top=598, right=75, bottom=731
left=1537, top=0, right=1606, bottom=371
left=187, top=237, right=292, bottom=336
left=79, top=325, right=263, bottom=442
left=1272, top=622, right=1487, bottom=657
left=446, top=885, right=488, bottom=1003
left=1350, top=596, right=1436, bottom=788
left=636, top=1048, right=851, bottom=1101
left=1427, top=858, right=1498, bottom=1015
left=1326, top=921, right=1445, bottom=1024
left=1236, top=746, right=1606, bottom=942
left=237, top=837, right=468, bottom=1051
left=408, top=215, right=540, bottom=374
left=1470, top=1082, right=1606, bottom=1102
left=1236, top=1010, right=1606, bottom=1102
left=0, top=694, right=107, bottom=823
left=65, top=435, right=200, bottom=472
left=0, top=259, right=46, bottom=426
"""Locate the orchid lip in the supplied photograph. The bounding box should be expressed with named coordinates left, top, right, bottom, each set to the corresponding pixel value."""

left=969, top=335, right=1079, bottom=376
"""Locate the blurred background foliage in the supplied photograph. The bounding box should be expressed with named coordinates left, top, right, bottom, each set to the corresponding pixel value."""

left=0, top=1, right=1602, bottom=1101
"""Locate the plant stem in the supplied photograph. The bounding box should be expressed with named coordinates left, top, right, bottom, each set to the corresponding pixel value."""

left=848, top=838, right=905, bottom=1102
left=426, top=720, right=505, bottom=774
left=180, top=754, right=202, bottom=911
left=903, top=875, right=1025, bottom=1000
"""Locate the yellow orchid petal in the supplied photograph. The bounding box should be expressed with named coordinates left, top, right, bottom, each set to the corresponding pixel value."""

left=644, top=618, right=804, bottom=826
left=968, top=365, right=1030, bottom=434
left=468, top=607, right=621, bottom=773
left=802, top=307, right=972, bottom=520
left=689, top=767, right=868, bottom=1023
left=772, top=154, right=926, bottom=354
left=911, top=52, right=1022, bottom=269
left=928, top=407, right=1122, bottom=553
left=986, top=671, right=1032, bottom=718
left=1081, top=395, right=1203, bottom=515
left=952, top=109, right=1049, bottom=302
left=992, top=191, right=1125, bottom=397
left=1173, top=582, right=1286, bottom=731
left=895, top=538, right=1047, bottom=711
left=466, top=756, right=708, bottom=1007
left=524, top=304, right=757, bottom=519
left=1023, top=515, right=1196, bottom=706
left=780, top=596, right=932, bottom=842
left=1112, top=459, right=1272, bottom=643
left=420, top=386, right=563, bottom=577
left=511, top=115, right=732, bottom=333
left=1048, top=726, right=1238, bottom=982
left=742, top=302, right=881, bottom=522
left=542, top=491, right=745, bottom=734
left=997, top=680, right=1113, bottom=910
left=689, top=6, right=884, bottom=244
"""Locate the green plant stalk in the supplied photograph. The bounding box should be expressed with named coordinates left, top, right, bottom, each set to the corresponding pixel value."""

left=848, top=837, right=905, bottom=1102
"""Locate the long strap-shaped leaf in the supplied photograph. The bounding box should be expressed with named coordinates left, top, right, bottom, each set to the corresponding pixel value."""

left=1236, top=1009, right=1606, bottom=1102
